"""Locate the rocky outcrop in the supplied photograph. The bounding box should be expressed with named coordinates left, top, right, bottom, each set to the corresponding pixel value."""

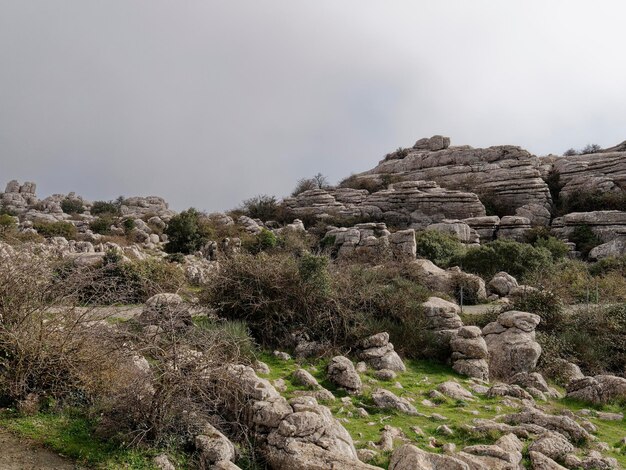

left=450, top=326, right=489, bottom=381
left=121, top=196, right=175, bottom=221
left=497, top=216, right=532, bottom=241
left=550, top=148, right=626, bottom=198
left=358, top=137, right=551, bottom=215
left=565, top=375, right=626, bottom=405
left=483, top=311, right=542, bottom=380
left=463, top=216, right=500, bottom=242
left=422, top=297, right=463, bottom=338
left=551, top=211, right=626, bottom=243
left=589, top=238, right=626, bottom=260
left=0, top=180, right=38, bottom=214
left=284, top=180, right=486, bottom=227
left=357, top=332, right=406, bottom=372
left=324, top=223, right=416, bottom=261
left=221, top=364, right=377, bottom=470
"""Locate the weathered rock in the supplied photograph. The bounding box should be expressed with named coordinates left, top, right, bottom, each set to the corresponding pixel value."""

left=426, top=220, right=480, bottom=244
left=437, top=381, right=474, bottom=401
left=488, top=272, right=519, bottom=297
left=487, top=383, right=534, bottom=401
left=483, top=311, right=542, bottom=380
left=566, top=375, right=626, bottom=405
left=515, top=203, right=552, bottom=227
left=589, top=238, right=626, bottom=260
left=371, top=388, right=418, bottom=415
left=552, top=211, right=626, bottom=244
left=529, top=451, right=568, bottom=470
left=359, top=139, right=551, bottom=216
left=422, top=296, right=463, bottom=336
left=498, top=216, right=532, bottom=241
left=504, top=407, right=591, bottom=442
left=327, top=356, right=362, bottom=394
left=292, top=369, right=320, bottom=389
left=358, top=332, right=406, bottom=372
left=528, top=432, right=574, bottom=460
left=450, top=325, right=489, bottom=381
left=412, top=260, right=487, bottom=303
left=389, top=444, right=470, bottom=470
left=463, top=216, right=501, bottom=242
left=550, top=147, right=626, bottom=199
left=153, top=454, right=176, bottom=470
left=195, top=424, right=237, bottom=467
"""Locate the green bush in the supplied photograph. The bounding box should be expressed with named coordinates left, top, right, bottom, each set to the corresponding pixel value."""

left=89, top=216, right=115, bottom=235
left=91, top=200, right=121, bottom=216
left=122, top=218, right=135, bottom=234
left=204, top=253, right=437, bottom=358
left=414, top=230, right=466, bottom=268
left=538, top=305, right=626, bottom=377
left=0, top=214, right=17, bottom=236
left=60, top=198, right=84, bottom=215
left=33, top=221, right=77, bottom=239
left=460, top=239, right=553, bottom=280
left=244, top=228, right=278, bottom=254
left=589, top=256, right=626, bottom=277
left=511, top=290, right=565, bottom=332
left=533, top=236, right=570, bottom=261
left=240, top=195, right=282, bottom=221
left=557, top=190, right=626, bottom=215
left=569, top=225, right=602, bottom=259
left=164, top=208, right=210, bottom=255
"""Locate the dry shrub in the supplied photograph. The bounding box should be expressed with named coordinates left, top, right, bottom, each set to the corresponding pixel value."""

left=0, top=246, right=255, bottom=454
left=0, top=249, right=135, bottom=405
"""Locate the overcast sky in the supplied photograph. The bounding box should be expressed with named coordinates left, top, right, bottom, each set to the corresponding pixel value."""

left=1, top=1, right=626, bottom=211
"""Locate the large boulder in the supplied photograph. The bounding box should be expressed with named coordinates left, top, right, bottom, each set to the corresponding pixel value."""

left=483, top=311, right=542, bottom=380
left=138, top=293, right=192, bottom=329
left=357, top=332, right=406, bottom=372
left=327, top=356, right=362, bottom=394
left=488, top=272, right=519, bottom=297
left=565, top=375, right=626, bottom=405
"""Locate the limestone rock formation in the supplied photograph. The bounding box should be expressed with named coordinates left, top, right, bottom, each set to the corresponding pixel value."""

left=550, top=148, right=626, bottom=198
left=412, top=260, right=487, bottom=302
left=371, top=389, right=418, bottom=415
left=390, top=444, right=469, bottom=470
left=357, top=332, right=406, bottom=372
left=422, top=296, right=463, bottom=338
left=483, top=311, right=542, bottom=380
left=426, top=220, right=480, bottom=244
left=357, top=137, right=552, bottom=215
left=324, top=223, right=416, bottom=261
left=284, top=180, right=486, bottom=227
left=551, top=211, right=626, bottom=243
left=565, top=375, right=626, bottom=405
left=221, top=365, right=377, bottom=470
left=450, top=326, right=489, bottom=381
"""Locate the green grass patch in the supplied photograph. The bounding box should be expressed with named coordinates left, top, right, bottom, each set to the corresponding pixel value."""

left=0, top=410, right=187, bottom=469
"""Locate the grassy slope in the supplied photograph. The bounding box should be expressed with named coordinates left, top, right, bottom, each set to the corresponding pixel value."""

left=259, top=352, right=626, bottom=469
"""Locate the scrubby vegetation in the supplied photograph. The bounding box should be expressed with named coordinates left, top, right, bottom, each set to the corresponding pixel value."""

left=414, top=230, right=466, bottom=268
left=32, top=221, right=77, bottom=239
left=460, top=239, right=553, bottom=280
left=60, top=198, right=84, bottom=215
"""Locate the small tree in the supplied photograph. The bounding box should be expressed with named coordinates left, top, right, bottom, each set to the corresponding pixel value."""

left=164, top=208, right=209, bottom=254
left=580, top=143, right=602, bottom=154
left=563, top=148, right=579, bottom=156
left=61, top=198, right=84, bottom=215
left=240, top=195, right=280, bottom=221
left=291, top=173, right=329, bottom=197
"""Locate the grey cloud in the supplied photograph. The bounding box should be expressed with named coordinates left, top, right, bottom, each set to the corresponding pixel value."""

left=1, top=0, right=625, bottom=211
